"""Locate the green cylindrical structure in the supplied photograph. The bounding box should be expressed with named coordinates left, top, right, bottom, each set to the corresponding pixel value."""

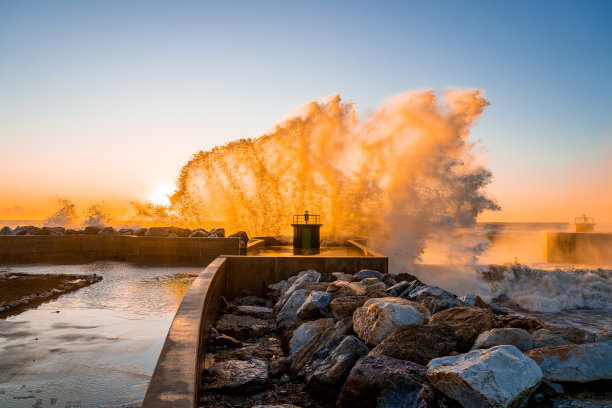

left=292, top=213, right=322, bottom=255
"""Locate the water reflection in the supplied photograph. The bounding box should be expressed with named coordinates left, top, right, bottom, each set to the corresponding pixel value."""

left=0, top=262, right=201, bottom=408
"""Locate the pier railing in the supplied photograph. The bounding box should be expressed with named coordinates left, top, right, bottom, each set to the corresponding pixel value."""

left=292, top=214, right=321, bottom=224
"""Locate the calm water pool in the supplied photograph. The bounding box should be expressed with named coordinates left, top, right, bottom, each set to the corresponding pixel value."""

left=0, top=262, right=201, bottom=408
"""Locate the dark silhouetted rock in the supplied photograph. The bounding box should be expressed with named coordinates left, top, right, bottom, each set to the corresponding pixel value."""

left=428, top=307, right=494, bottom=351
left=318, top=272, right=337, bottom=283
left=98, top=226, right=115, bottom=235
left=118, top=228, right=134, bottom=235
left=214, top=314, right=274, bottom=340
left=189, top=228, right=208, bottom=237
left=169, top=227, right=191, bottom=237
left=211, top=333, right=244, bottom=348
left=0, top=226, right=12, bottom=235
left=135, top=228, right=147, bottom=236
left=369, top=324, right=457, bottom=365
left=205, top=358, right=269, bottom=393
left=302, top=335, right=369, bottom=399
left=353, top=269, right=383, bottom=281
left=83, top=226, right=101, bottom=235
left=234, top=305, right=273, bottom=319
left=144, top=227, right=169, bottom=237
left=493, top=315, right=545, bottom=333
left=229, top=230, right=249, bottom=242
left=330, top=296, right=368, bottom=320
left=235, top=296, right=268, bottom=307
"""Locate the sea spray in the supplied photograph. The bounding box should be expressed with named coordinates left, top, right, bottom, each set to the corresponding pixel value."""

left=146, top=89, right=499, bottom=267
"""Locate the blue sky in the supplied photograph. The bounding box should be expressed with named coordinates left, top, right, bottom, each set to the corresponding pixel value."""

left=1, top=1, right=611, bottom=221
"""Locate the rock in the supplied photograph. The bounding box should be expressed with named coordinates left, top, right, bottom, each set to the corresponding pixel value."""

left=234, top=305, right=273, bottom=319
left=380, top=273, right=397, bottom=286
left=210, top=227, right=225, bottom=237
left=422, top=297, right=465, bottom=314
left=460, top=294, right=488, bottom=309
left=330, top=296, right=368, bottom=320
left=0, top=226, right=12, bottom=235
left=98, top=226, right=115, bottom=235
left=205, top=358, right=269, bottom=393
left=289, top=317, right=354, bottom=378
left=268, top=356, right=290, bottom=376
left=276, top=289, right=311, bottom=331
left=525, top=341, right=612, bottom=382
left=289, top=318, right=334, bottom=354
left=532, top=326, right=596, bottom=349
left=353, top=298, right=431, bottom=346
left=302, top=335, right=369, bottom=399
left=397, top=280, right=427, bottom=299
left=235, top=296, right=268, bottom=307
left=427, top=345, right=543, bottom=408
left=318, top=272, right=337, bottom=282
left=251, top=405, right=300, bottom=408
left=168, top=232, right=179, bottom=237
left=353, top=269, right=383, bottom=281
left=300, top=282, right=329, bottom=292
left=144, top=227, right=169, bottom=237
left=135, top=228, right=147, bottom=236
left=332, top=272, right=353, bottom=282
left=394, top=272, right=422, bottom=284
left=493, top=315, right=545, bottom=333
left=169, top=227, right=191, bottom=237
left=275, top=270, right=320, bottom=312
left=189, top=228, right=209, bottom=237
left=472, top=328, right=534, bottom=352
left=428, top=307, right=494, bottom=351
left=369, top=324, right=457, bottom=365
left=214, top=314, right=273, bottom=339
left=595, top=331, right=612, bottom=342
left=386, top=280, right=412, bottom=296
left=360, top=277, right=382, bottom=286
left=83, top=226, right=101, bottom=235
left=118, top=228, right=134, bottom=235
left=338, top=355, right=454, bottom=408
left=326, top=281, right=384, bottom=297
left=296, top=291, right=333, bottom=319
left=229, top=230, right=249, bottom=242
left=406, top=284, right=455, bottom=301
left=211, top=333, right=244, bottom=348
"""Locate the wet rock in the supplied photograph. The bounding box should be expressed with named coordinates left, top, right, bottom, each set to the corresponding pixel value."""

left=532, top=326, right=596, bottom=349
left=302, top=335, right=369, bottom=399
left=289, top=317, right=354, bottom=378
left=289, top=318, right=334, bottom=354
left=276, top=289, right=311, bottom=331
left=144, top=227, right=169, bottom=237
left=525, top=341, right=612, bottom=382
left=385, top=280, right=412, bottom=297
left=211, top=333, right=244, bottom=348
left=234, top=305, right=273, bottom=319
left=0, top=226, right=12, bottom=235
left=214, top=314, right=274, bottom=339
left=296, top=291, right=333, bottom=319
left=317, top=272, right=337, bottom=283
left=428, top=307, right=494, bottom=351
left=338, top=355, right=454, bottom=408
left=472, top=327, right=534, bottom=352
left=427, top=345, right=543, bottom=408
left=353, top=297, right=431, bottom=346
left=369, top=324, right=457, bottom=365
left=330, top=296, right=368, bottom=320
left=205, top=358, right=269, bottom=393
left=493, top=314, right=545, bottom=333
left=406, top=284, right=455, bottom=302
left=275, top=270, right=320, bottom=312
left=353, top=269, right=383, bottom=281
left=397, top=280, right=428, bottom=299
left=189, top=228, right=208, bottom=237
left=332, top=272, right=353, bottom=282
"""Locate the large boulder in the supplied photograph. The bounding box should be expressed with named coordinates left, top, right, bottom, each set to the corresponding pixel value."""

left=229, top=230, right=249, bottom=242
left=330, top=296, right=369, bottom=320
left=205, top=358, right=269, bottom=393
left=338, top=355, right=456, bottom=408
left=369, top=324, right=457, bottom=365
left=302, top=335, right=369, bottom=399
left=531, top=326, right=596, bottom=349
left=144, top=227, right=169, bottom=237
left=276, top=289, right=311, bottom=331
left=214, top=314, right=273, bottom=339
left=189, top=228, right=209, bottom=237
left=427, top=345, right=543, bottom=408
left=275, top=270, right=320, bottom=313
left=428, top=307, right=494, bottom=351
left=289, top=318, right=334, bottom=355
left=385, top=280, right=412, bottom=297
left=353, top=269, right=383, bottom=281
left=83, top=226, right=101, bottom=235
left=0, top=226, right=12, bottom=235
left=472, top=328, right=534, bottom=352
left=353, top=298, right=431, bottom=346
left=332, top=272, right=354, bottom=282
left=493, top=315, right=545, bottom=333
left=234, top=305, right=273, bottom=319
left=525, top=340, right=612, bottom=382
left=169, top=227, right=191, bottom=237
left=98, top=226, right=115, bottom=235
left=296, top=291, right=333, bottom=319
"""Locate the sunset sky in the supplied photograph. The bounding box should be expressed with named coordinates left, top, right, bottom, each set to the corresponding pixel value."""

left=1, top=1, right=611, bottom=222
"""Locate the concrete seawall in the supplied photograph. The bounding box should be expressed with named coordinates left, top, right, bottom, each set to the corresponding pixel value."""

left=544, top=232, right=612, bottom=265
left=0, top=235, right=240, bottom=265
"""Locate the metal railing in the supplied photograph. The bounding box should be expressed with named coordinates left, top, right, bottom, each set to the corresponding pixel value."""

left=575, top=215, right=594, bottom=224
left=292, top=214, right=321, bottom=224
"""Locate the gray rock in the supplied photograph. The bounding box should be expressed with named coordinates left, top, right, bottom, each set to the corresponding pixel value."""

left=235, top=305, right=273, bottom=319
left=427, top=345, right=543, bottom=408
left=472, top=328, right=535, bottom=352
left=493, top=314, right=545, bottom=333
left=422, top=297, right=465, bottom=314
left=189, top=228, right=208, bottom=237
left=406, top=284, right=455, bottom=301
left=303, top=335, right=369, bottom=399
left=332, top=272, right=353, bottom=282
left=214, top=314, right=273, bottom=339
left=353, top=297, right=431, bottom=346
left=532, top=326, right=596, bottom=349
left=296, top=291, right=333, bottom=319
left=353, top=269, right=383, bottom=281
left=205, top=358, right=269, bottom=393
left=0, top=226, right=12, bottom=235
left=338, top=355, right=455, bottom=408
left=525, top=340, right=612, bottom=382
left=276, top=289, right=311, bottom=331
left=275, top=270, right=320, bottom=313
left=385, top=280, right=412, bottom=296
left=211, top=333, right=243, bottom=348
left=289, top=318, right=334, bottom=354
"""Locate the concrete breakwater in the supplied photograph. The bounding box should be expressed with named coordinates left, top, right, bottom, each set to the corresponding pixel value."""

left=0, top=235, right=241, bottom=265
left=544, top=232, right=612, bottom=265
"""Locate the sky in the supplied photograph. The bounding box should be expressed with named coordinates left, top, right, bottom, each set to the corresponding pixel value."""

left=1, top=0, right=611, bottom=222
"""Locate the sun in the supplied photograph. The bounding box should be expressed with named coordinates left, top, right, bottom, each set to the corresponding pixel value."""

left=149, top=183, right=174, bottom=206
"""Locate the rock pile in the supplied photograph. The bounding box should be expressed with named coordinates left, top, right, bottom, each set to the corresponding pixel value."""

left=201, top=269, right=612, bottom=408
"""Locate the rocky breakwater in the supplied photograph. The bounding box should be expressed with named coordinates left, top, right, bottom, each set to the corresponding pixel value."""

left=0, top=225, right=250, bottom=245
left=201, top=269, right=612, bottom=408
left=0, top=271, right=102, bottom=318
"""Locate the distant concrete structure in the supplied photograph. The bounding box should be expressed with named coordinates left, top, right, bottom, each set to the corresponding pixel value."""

left=292, top=212, right=322, bottom=255
left=575, top=215, right=595, bottom=233
left=544, top=232, right=612, bottom=265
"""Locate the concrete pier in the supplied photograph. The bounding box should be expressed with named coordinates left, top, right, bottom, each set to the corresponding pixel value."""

left=544, top=232, right=612, bottom=265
